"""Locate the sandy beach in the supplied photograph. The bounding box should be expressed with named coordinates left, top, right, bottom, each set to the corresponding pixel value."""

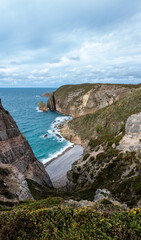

left=45, top=145, right=84, bottom=188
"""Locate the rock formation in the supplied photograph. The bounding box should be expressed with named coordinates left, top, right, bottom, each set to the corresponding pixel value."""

left=47, top=92, right=56, bottom=111
left=38, top=101, right=48, bottom=112
left=62, top=87, right=141, bottom=207
left=0, top=164, right=33, bottom=202
left=52, top=84, right=136, bottom=118
left=0, top=99, right=52, bottom=201
left=41, top=92, right=50, bottom=97
left=117, top=112, right=141, bottom=152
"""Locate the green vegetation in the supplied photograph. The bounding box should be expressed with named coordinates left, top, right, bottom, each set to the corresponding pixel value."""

left=83, top=153, right=90, bottom=161
left=0, top=197, right=141, bottom=240
left=68, top=87, right=141, bottom=141
left=96, top=124, right=103, bottom=133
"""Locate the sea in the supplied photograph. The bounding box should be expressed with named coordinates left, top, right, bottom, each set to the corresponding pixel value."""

left=0, top=88, right=73, bottom=164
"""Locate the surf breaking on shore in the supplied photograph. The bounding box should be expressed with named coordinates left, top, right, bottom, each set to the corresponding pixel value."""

left=36, top=112, right=74, bottom=164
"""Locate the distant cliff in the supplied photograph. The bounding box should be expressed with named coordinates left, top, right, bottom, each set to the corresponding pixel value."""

left=51, top=83, right=138, bottom=117
left=62, top=87, right=141, bottom=207
left=0, top=99, right=52, bottom=202
left=43, top=84, right=141, bottom=207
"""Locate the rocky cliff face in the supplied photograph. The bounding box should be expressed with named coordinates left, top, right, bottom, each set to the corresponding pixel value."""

left=62, top=87, right=141, bottom=207
left=53, top=84, right=136, bottom=118
left=47, top=92, right=56, bottom=111
left=0, top=99, right=52, bottom=201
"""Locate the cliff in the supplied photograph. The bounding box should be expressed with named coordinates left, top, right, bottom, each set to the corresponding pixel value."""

left=62, top=87, right=141, bottom=207
left=0, top=99, right=52, bottom=202
left=52, top=83, right=139, bottom=117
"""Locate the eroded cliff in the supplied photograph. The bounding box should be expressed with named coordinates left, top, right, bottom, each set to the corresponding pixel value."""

left=61, top=87, right=141, bottom=207
left=0, top=99, right=52, bottom=202
left=53, top=83, right=138, bottom=117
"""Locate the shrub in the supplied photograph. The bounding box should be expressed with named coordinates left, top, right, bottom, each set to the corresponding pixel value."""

left=83, top=153, right=90, bottom=161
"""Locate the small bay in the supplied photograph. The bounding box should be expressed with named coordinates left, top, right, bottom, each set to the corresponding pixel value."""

left=0, top=88, right=72, bottom=163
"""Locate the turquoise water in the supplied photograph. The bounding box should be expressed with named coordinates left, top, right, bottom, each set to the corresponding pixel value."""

left=0, top=88, right=72, bottom=163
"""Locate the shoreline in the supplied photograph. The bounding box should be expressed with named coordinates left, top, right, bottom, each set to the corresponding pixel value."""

left=41, top=110, right=84, bottom=188
left=45, top=145, right=84, bottom=188
left=44, top=145, right=74, bottom=168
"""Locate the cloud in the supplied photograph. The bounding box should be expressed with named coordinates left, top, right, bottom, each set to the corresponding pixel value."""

left=0, top=0, right=141, bottom=87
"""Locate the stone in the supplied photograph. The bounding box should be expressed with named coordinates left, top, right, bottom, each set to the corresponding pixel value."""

left=94, top=189, right=111, bottom=202
left=56, top=134, right=62, bottom=139
left=0, top=99, right=53, bottom=201
left=117, top=112, right=141, bottom=152
left=38, top=101, right=48, bottom=112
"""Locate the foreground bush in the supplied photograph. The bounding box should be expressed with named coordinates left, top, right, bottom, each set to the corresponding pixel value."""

left=0, top=198, right=141, bottom=240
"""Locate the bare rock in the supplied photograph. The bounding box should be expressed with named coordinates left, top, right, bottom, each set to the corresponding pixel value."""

left=94, top=189, right=111, bottom=202
left=0, top=164, right=33, bottom=202
left=38, top=101, right=48, bottom=112
left=0, top=99, right=53, bottom=201
left=117, top=112, right=141, bottom=152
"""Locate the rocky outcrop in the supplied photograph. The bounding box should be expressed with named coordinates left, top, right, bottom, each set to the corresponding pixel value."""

left=38, top=101, right=48, bottom=112
left=41, top=92, right=50, bottom=97
left=60, top=122, right=82, bottom=145
left=47, top=92, right=56, bottom=111
left=117, top=112, right=141, bottom=152
left=0, top=164, right=33, bottom=202
left=53, top=84, right=136, bottom=118
left=65, top=88, right=141, bottom=207
left=0, top=99, right=52, bottom=201
left=94, top=189, right=111, bottom=202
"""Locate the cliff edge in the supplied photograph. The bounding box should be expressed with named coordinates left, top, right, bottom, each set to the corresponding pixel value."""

left=0, top=99, right=52, bottom=202
left=51, top=83, right=138, bottom=117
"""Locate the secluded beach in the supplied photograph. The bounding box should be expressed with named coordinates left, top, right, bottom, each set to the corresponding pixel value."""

left=45, top=145, right=84, bottom=188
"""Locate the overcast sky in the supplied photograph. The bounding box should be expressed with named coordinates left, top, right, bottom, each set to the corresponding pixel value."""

left=0, top=0, right=141, bottom=87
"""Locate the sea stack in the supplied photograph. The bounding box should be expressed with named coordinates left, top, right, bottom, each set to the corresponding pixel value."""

left=38, top=101, right=48, bottom=112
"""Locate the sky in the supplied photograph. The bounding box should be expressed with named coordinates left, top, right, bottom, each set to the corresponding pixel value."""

left=0, top=0, right=141, bottom=87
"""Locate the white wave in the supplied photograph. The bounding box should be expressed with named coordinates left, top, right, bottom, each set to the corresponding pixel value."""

left=47, top=129, right=55, bottom=134
left=46, top=115, right=72, bottom=141
left=42, top=142, right=74, bottom=164
left=52, top=116, right=72, bottom=126
left=36, top=106, right=43, bottom=113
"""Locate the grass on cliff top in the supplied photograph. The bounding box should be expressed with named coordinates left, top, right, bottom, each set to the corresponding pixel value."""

left=68, top=87, right=141, bottom=141
left=55, top=83, right=141, bottom=99
left=0, top=196, right=141, bottom=240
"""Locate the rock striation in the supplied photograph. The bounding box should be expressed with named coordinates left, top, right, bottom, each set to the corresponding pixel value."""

left=47, top=92, right=56, bottom=111
left=64, top=87, right=141, bottom=207
left=0, top=99, right=52, bottom=201
left=52, top=84, right=136, bottom=118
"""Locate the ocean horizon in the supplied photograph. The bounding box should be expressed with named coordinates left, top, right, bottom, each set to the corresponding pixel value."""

left=0, top=88, right=73, bottom=163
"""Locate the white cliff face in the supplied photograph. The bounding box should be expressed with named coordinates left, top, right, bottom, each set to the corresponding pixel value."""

left=117, top=112, right=141, bottom=152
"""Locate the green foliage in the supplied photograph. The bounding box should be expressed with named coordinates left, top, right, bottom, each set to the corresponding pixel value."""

left=72, top=172, right=80, bottom=183
left=0, top=199, right=141, bottom=240
left=83, top=153, right=90, bottom=161
left=69, top=87, right=141, bottom=141
left=96, top=124, right=102, bottom=133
